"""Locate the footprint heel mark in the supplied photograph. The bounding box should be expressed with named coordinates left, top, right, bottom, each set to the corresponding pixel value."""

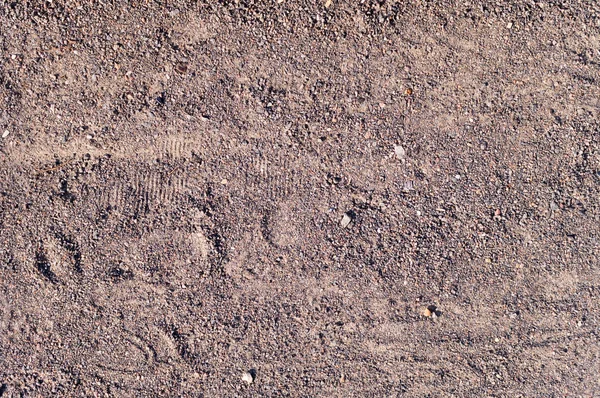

left=96, top=332, right=154, bottom=374
left=35, top=247, right=58, bottom=284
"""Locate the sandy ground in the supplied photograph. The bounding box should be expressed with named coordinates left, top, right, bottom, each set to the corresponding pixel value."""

left=1, top=1, right=599, bottom=396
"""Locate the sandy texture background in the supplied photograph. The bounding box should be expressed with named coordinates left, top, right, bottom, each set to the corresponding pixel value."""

left=1, top=1, right=599, bottom=396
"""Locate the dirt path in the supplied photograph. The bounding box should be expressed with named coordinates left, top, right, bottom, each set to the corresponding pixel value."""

left=1, top=1, right=599, bottom=396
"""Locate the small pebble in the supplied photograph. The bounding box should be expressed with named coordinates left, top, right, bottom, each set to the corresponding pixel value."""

left=2, top=130, right=9, bottom=138
left=242, top=371, right=254, bottom=384
left=341, top=213, right=352, bottom=228
left=422, top=305, right=439, bottom=318
left=394, top=145, right=406, bottom=160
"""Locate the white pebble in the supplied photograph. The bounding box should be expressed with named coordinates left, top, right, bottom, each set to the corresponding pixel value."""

left=2, top=130, right=9, bottom=138
left=242, top=371, right=254, bottom=384
left=341, top=213, right=352, bottom=228
left=394, top=145, right=406, bottom=160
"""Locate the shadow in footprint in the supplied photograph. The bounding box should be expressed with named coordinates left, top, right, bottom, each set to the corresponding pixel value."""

left=35, top=249, right=57, bottom=284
